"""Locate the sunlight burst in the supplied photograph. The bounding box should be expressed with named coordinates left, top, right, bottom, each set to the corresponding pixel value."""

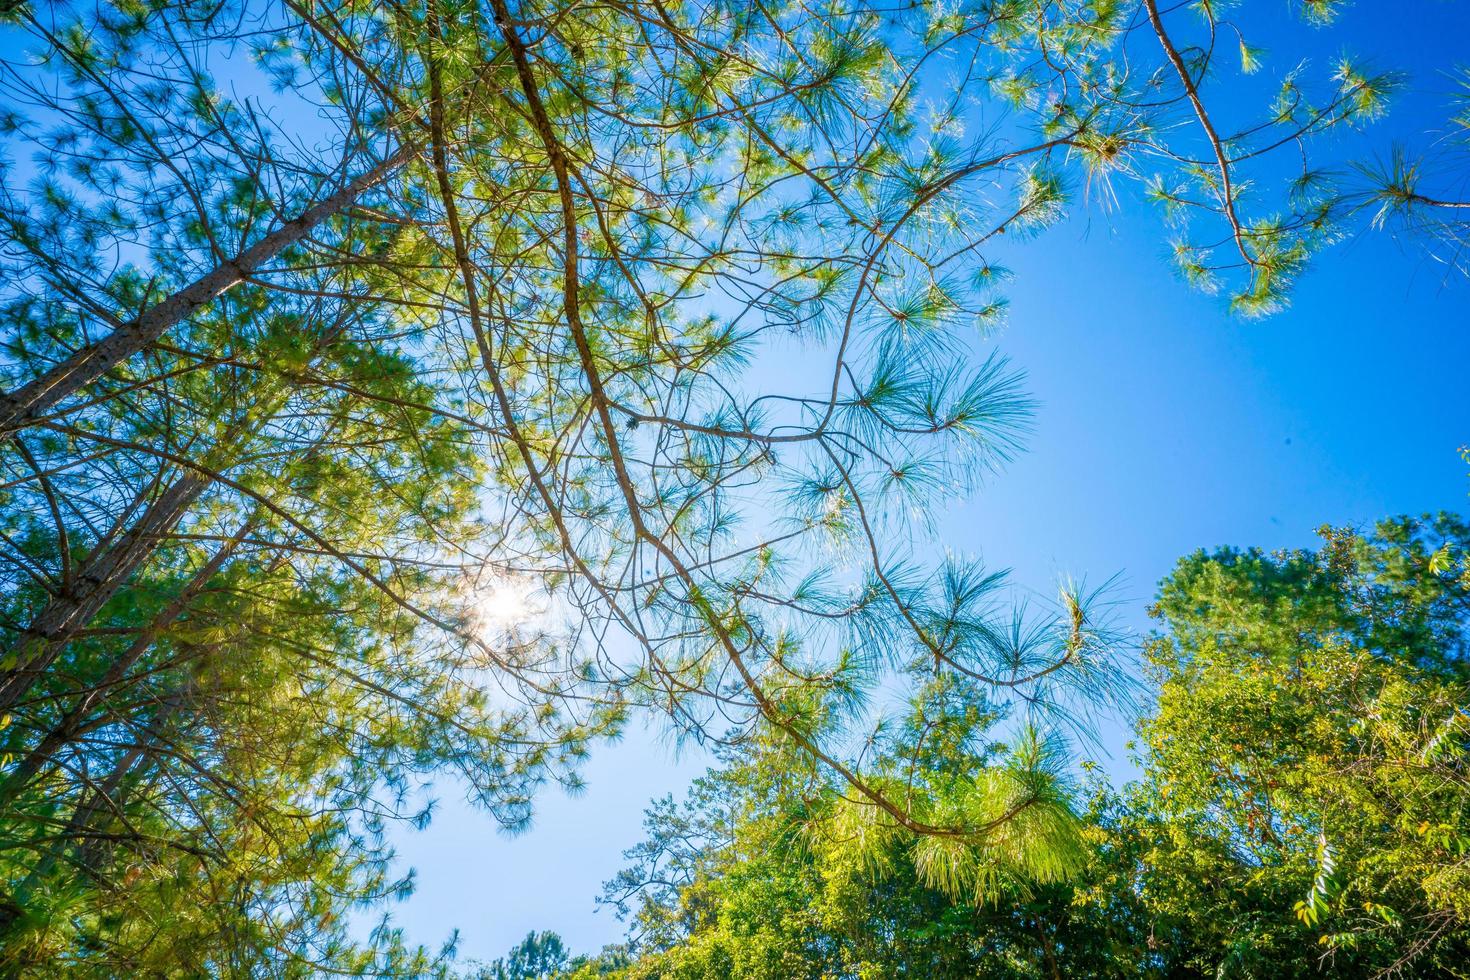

left=463, top=573, right=544, bottom=639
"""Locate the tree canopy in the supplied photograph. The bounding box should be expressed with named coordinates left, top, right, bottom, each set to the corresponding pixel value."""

left=0, top=0, right=1464, bottom=972
left=548, top=514, right=1470, bottom=979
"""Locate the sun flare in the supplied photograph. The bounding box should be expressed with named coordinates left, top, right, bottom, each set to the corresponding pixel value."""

left=462, top=574, right=544, bottom=638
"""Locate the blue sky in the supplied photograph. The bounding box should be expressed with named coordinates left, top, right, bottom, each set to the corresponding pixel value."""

left=385, top=1, right=1470, bottom=964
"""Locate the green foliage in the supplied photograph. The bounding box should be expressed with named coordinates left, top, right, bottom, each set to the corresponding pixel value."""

left=1124, top=514, right=1470, bottom=976
left=593, top=727, right=1143, bottom=980
left=474, top=932, right=629, bottom=980
left=585, top=514, right=1470, bottom=979
left=477, top=931, right=625, bottom=980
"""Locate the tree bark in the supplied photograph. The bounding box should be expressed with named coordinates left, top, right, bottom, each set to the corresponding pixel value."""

left=0, top=144, right=413, bottom=436
left=0, top=519, right=253, bottom=806
left=0, top=471, right=212, bottom=716
left=0, top=291, right=359, bottom=713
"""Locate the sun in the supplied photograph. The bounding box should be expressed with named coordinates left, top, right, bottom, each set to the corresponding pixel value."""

left=476, top=581, right=533, bottom=627
left=462, top=573, right=545, bottom=638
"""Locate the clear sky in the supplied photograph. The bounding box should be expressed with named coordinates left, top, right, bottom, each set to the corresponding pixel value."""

left=381, top=0, right=1470, bottom=965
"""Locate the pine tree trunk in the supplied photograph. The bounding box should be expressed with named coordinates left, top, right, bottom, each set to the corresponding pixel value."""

left=0, top=144, right=412, bottom=436
left=9, top=692, right=184, bottom=911
left=0, top=519, right=253, bottom=806
left=0, top=293, right=360, bottom=714
left=0, top=471, right=211, bottom=716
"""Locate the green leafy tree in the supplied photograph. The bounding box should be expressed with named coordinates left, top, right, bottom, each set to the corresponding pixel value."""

left=483, top=931, right=572, bottom=980
left=477, top=930, right=633, bottom=980
left=1122, top=514, right=1470, bottom=977
left=597, top=716, right=1148, bottom=979
left=0, top=11, right=601, bottom=964
left=590, top=515, right=1470, bottom=979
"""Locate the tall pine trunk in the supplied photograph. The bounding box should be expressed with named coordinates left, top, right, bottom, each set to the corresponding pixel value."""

left=0, top=519, right=254, bottom=806
left=0, top=298, right=361, bottom=713
left=0, top=472, right=212, bottom=716
left=0, top=144, right=412, bottom=435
